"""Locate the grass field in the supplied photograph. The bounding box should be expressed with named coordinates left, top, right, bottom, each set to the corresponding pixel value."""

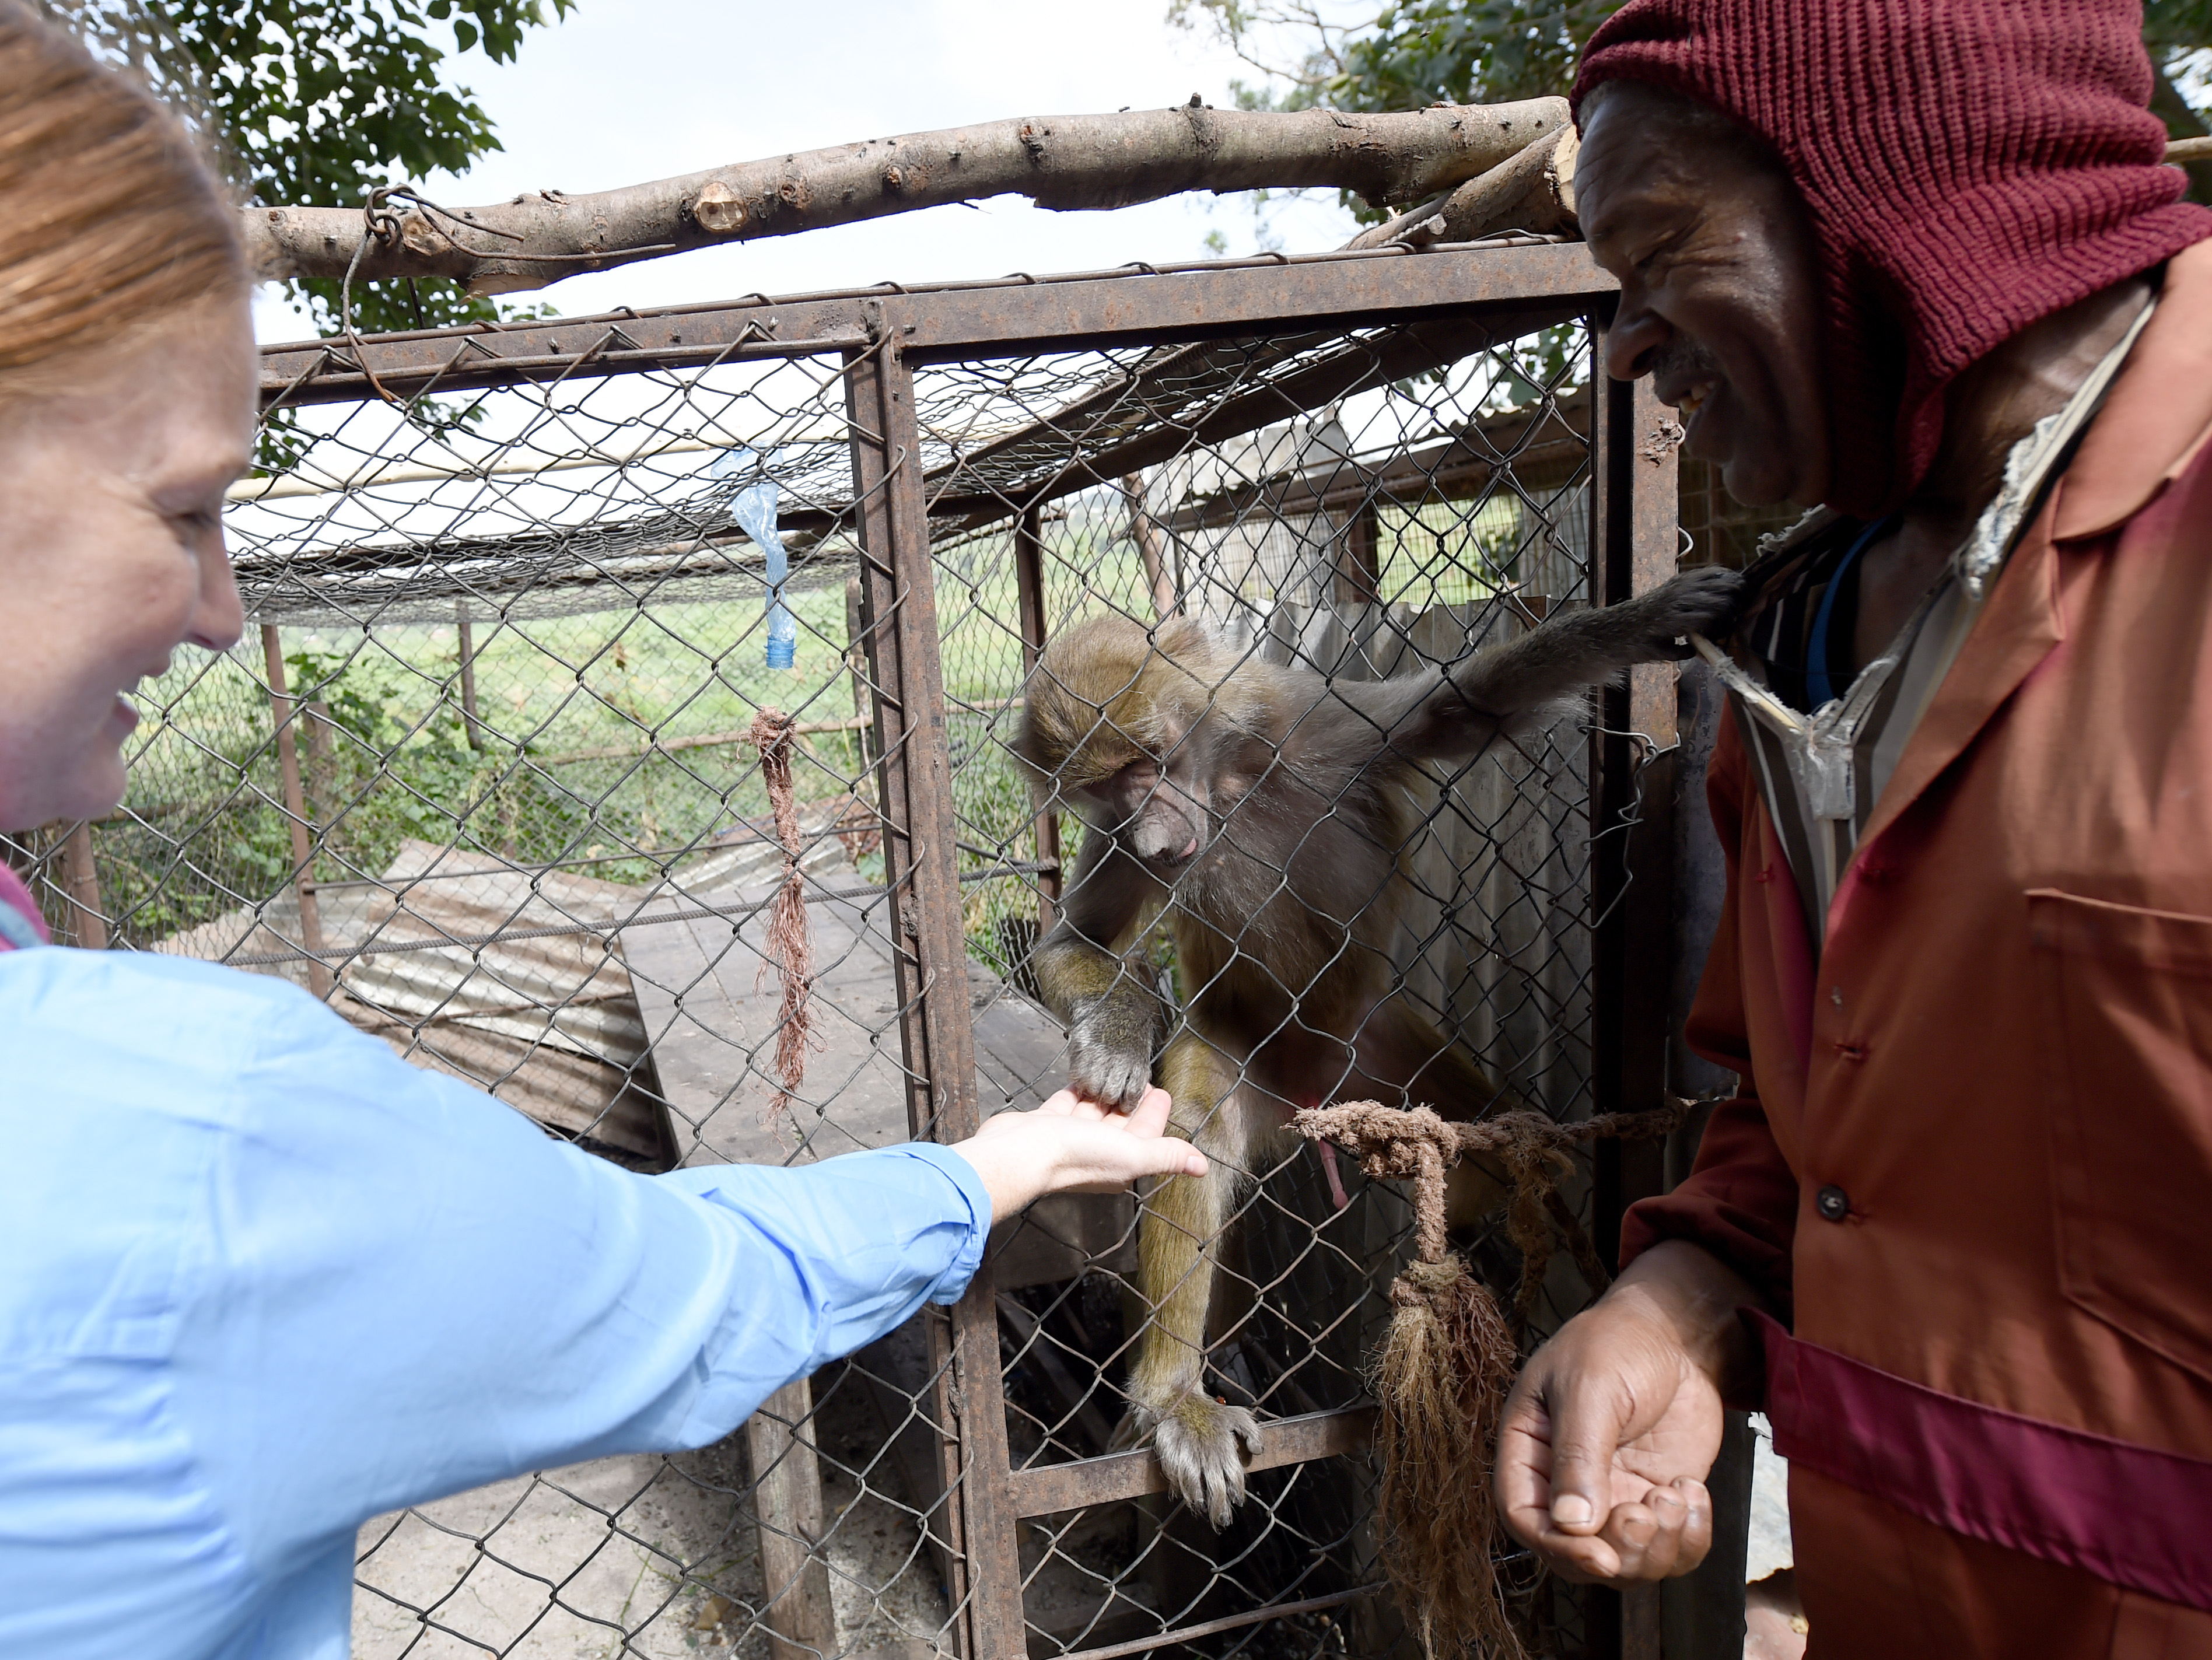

left=87, top=488, right=1538, bottom=963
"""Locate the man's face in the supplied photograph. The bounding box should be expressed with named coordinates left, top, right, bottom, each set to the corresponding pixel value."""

left=1577, top=89, right=1832, bottom=509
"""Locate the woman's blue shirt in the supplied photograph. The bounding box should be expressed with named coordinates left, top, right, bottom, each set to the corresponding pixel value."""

left=0, top=945, right=989, bottom=1658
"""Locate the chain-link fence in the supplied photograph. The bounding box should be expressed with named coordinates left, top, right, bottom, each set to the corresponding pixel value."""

left=4, top=240, right=1695, bottom=1659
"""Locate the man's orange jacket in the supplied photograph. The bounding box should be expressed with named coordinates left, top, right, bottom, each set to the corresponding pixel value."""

left=1626, top=238, right=2212, bottom=1656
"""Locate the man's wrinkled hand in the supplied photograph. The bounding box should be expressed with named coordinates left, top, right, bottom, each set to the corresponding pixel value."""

left=951, top=1086, right=1206, bottom=1221
left=1494, top=1274, right=1731, bottom=1583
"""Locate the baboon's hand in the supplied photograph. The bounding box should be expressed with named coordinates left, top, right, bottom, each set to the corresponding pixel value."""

left=1066, top=985, right=1163, bottom=1112
left=1617, top=566, right=1745, bottom=659
left=1116, top=1391, right=1265, bottom=1530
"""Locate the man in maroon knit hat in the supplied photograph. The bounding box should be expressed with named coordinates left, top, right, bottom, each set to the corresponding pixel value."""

left=1491, top=1, right=2212, bottom=1652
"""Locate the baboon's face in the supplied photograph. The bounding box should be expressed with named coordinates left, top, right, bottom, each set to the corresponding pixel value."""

left=1080, top=740, right=1214, bottom=867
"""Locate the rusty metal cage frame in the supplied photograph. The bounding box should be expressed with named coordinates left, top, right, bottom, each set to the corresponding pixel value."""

left=23, top=238, right=1707, bottom=1659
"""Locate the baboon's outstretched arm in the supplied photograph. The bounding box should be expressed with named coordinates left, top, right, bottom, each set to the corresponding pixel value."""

left=1331, top=565, right=1744, bottom=764
left=1031, top=832, right=1172, bottom=1111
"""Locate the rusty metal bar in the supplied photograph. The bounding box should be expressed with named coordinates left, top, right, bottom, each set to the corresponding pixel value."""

left=1160, top=396, right=1590, bottom=535
left=846, top=344, right=929, bottom=1133
left=60, top=821, right=105, bottom=950
left=845, top=333, right=974, bottom=1655
left=1585, top=314, right=1686, bottom=1660
left=845, top=575, right=880, bottom=786
left=846, top=321, right=1025, bottom=1660
left=1058, top=1585, right=1384, bottom=1660
left=937, top=311, right=1549, bottom=523
left=1007, top=1405, right=1376, bottom=1517
left=847, top=321, right=984, bottom=1144
left=259, top=625, right=331, bottom=999
left=898, top=241, right=1605, bottom=364
left=1012, top=503, right=1062, bottom=932
left=260, top=243, right=1617, bottom=407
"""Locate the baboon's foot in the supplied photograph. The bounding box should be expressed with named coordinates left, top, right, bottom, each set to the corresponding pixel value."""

left=1115, top=1386, right=1264, bottom=1529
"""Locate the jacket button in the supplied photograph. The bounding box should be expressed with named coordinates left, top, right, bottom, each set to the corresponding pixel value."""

left=1816, top=1185, right=1850, bottom=1222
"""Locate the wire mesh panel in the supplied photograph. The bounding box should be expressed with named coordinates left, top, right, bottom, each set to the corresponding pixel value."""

left=2, top=243, right=1678, bottom=1659
left=913, top=317, right=1617, bottom=1659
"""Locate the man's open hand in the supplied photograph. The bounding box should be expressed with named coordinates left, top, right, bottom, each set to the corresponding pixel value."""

left=950, top=1086, right=1206, bottom=1221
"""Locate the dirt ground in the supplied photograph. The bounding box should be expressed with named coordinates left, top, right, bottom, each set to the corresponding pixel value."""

left=351, top=1372, right=958, bottom=1659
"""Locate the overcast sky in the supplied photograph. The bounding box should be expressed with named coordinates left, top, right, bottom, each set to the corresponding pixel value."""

left=254, top=0, right=1361, bottom=340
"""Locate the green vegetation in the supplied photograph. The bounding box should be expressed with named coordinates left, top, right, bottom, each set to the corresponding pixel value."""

left=47, top=0, right=574, bottom=332
left=105, top=584, right=856, bottom=942
left=101, top=471, right=1547, bottom=965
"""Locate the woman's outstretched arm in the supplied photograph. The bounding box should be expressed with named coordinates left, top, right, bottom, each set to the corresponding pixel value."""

left=1, top=948, right=1194, bottom=1605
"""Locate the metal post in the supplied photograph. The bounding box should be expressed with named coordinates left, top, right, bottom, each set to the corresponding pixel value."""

left=746, top=1377, right=838, bottom=1660
left=260, top=625, right=332, bottom=1000
left=1013, top=503, right=1063, bottom=933
left=454, top=598, right=485, bottom=752
left=61, top=821, right=105, bottom=949
left=1664, top=544, right=1758, bottom=1660
left=845, top=574, right=880, bottom=789
left=1586, top=321, right=1685, bottom=1660
left=845, top=315, right=1024, bottom=1660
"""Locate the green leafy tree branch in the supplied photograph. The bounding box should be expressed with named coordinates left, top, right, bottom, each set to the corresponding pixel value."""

left=42, top=0, right=573, bottom=333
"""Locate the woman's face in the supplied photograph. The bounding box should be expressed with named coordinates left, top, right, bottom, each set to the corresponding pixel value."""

left=0, top=297, right=256, bottom=831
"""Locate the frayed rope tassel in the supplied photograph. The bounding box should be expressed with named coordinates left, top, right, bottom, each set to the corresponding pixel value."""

left=1295, top=1098, right=1689, bottom=1659
left=1375, top=1254, right=1525, bottom=1660
left=749, top=706, right=817, bottom=1140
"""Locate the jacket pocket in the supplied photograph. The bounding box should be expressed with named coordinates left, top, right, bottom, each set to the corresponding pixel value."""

left=2030, top=889, right=2212, bottom=1382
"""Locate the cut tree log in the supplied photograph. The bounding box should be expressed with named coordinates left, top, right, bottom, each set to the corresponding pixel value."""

left=242, top=97, right=1569, bottom=294
left=1346, top=127, right=1578, bottom=251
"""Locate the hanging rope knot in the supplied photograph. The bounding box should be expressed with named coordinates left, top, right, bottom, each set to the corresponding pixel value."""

left=1293, top=1097, right=1693, bottom=1307
left=1390, top=1255, right=1469, bottom=1308
left=1289, top=1095, right=1695, bottom=1660
left=749, top=706, right=817, bottom=1140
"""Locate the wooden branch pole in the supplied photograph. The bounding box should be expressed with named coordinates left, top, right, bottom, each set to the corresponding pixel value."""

left=1122, top=475, right=1177, bottom=621
left=243, top=99, right=1568, bottom=293
left=454, top=599, right=485, bottom=752
left=744, top=1377, right=837, bottom=1660
left=61, top=821, right=105, bottom=949
left=1349, top=127, right=1579, bottom=251
left=260, top=625, right=331, bottom=999
left=1332, top=500, right=1382, bottom=606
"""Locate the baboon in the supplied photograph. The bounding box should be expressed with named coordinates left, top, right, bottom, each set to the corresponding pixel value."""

left=1011, top=567, right=1742, bottom=1525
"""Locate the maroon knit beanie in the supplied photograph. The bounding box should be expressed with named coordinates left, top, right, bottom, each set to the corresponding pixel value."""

left=1572, top=0, right=2212, bottom=517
